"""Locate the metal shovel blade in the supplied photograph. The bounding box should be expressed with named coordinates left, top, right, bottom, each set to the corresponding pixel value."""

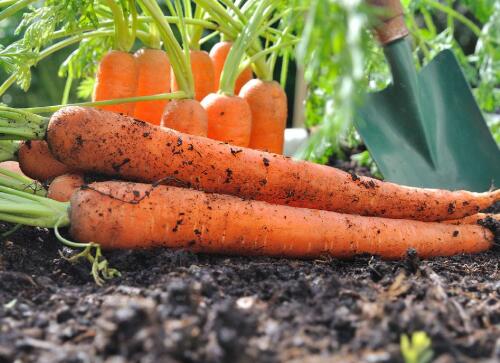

left=355, top=39, right=500, bottom=191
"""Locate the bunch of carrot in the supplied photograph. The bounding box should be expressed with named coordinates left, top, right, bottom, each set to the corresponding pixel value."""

left=89, top=0, right=291, bottom=154
left=0, top=1, right=497, bottom=285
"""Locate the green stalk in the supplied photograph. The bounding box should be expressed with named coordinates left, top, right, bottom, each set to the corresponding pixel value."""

left=61, top=64, right=74, bottom=105
left=0, top=108, right=48, bottom=140
left=140, top=0, right=194, bottom=97
left=106, top=0, right=134, bottom=51
left=240, top=39, right=298, bottom=75
left=0, top=1, right=18, bottom=7
left=0, top=140, right=19, bottom=162
left=0, top=30, right=114, bottom=97
left=0, top=0, right=36, bottom=22
left=0, top=167, right=46, bottom=196
left=219, top=0, right=271, bottom=95
left=421, top=0, right=481, bottom=38
left=0, top=183, right=119, bottom=285
left=21, top=91, right=187, bottom=114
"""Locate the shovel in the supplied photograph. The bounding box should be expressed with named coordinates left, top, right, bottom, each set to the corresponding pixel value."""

left=354, top=0, right=500, bottom=192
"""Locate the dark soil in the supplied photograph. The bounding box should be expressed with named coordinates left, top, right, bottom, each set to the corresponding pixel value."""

left=0, top=161, right=499, bottom=363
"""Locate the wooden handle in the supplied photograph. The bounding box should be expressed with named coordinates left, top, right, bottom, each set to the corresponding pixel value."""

left=368, top=0, right=409, bottom=45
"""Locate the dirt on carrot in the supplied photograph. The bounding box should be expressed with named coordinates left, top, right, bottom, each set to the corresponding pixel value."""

left=46, top=107, right=499, bottom=222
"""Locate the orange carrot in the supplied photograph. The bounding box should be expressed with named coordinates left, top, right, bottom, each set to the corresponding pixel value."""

left=48, top=173, right=85, bottom=202
left=133, top=48, right=171, bottom=125
left=160, top=98, right=208, bottom=137
left=171, top=50, right=215, bottom=102
left=93, top=50, right=139, bottom=116
left=239, top=79, right=287, bottom=154
left=67, top=181, right=494, bottom=258
left=46, top=107, right=499, bottom=222
left=201, top=93, right=252, bottom=146
left=17, top=140, right=71, bottom=182
left=210, top=41, right=253, bottom=94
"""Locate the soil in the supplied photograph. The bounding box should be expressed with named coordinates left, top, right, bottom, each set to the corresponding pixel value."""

left=0, top=161, right=499, bottom=363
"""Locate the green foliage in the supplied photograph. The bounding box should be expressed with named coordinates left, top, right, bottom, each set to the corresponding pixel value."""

left=294, top=0, right=371, bottom=163
left=400, top=331, right=434, bottom=363
left=294, top=0, right=500, bottom=163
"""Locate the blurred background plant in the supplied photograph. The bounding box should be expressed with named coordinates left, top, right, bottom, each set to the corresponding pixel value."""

left=0, top=0, right=498, bottom=166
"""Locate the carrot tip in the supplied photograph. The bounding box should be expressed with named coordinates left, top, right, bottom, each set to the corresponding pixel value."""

left=478, top=216, right=500, bottom=248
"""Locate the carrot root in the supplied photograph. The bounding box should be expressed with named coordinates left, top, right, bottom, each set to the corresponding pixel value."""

left=47, top=107, right=500, bottom=222
left=69, top=181, right=494, bottom=259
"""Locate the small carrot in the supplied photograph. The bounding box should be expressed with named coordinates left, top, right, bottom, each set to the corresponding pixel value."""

left=171, top=50, right=215, bottom=102
left=92, top=1, right=137, bottom=115
left=133, top=48, right=171, bottom=125
left=201, top=93, right=252, bottom=146
left=39, top=106, right=498, bottom=222
left=92, top=50, right=138, bottom=116
left=17, top=140, right=71, bottom=182
left=48, top=173, right=85, bottom=202
left=239, top=79, right=287, bottom=154
left=210, top=41, right=253, bottom=94
left=161, top=99, right=208, bottom=137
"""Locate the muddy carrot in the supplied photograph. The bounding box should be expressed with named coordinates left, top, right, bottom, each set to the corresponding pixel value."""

left=35, top=106, right=497, bottom=222
left=1, top=181, right=494, bottom=259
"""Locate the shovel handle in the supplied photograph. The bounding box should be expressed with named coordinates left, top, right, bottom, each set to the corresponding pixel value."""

left=368, top=0, right=409, bottom=45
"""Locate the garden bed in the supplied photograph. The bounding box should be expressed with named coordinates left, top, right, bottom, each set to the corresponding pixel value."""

left=1, top=164, right=498, bottom=363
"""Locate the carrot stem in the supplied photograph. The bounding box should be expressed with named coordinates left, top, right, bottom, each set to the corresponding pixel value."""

left=21, top=91, right=187, bottom=114
left=0, top=0, right=35, bottom=22
left=139, top=0, right=194, bottom=98
left=0, top=167, right=46, bottom=196
left=219, top=0, right=272, bottom=95
left=0, top=141, right=19, bottom=162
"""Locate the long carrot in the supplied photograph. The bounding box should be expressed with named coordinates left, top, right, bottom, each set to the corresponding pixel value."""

left=133, top=48, right=171, bottom=125
left=18, top=140, right=71, bottom=182
left=37, top=106, right=497, bottom=222
left=210, top=41, right=252, bottom=94
left=0, top=181, right=494, bottom=259
left=239, top=79, right=287, bottom=154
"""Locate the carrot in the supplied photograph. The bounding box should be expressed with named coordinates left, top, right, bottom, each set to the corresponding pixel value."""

left=67, top=182, right=494, bottom=258
left=160, top=99, right=208, bottom=137
left=48, top=173, right=85, bottom=202
left=171, top=50, right=215, bottom=102
left=210, top=41, right=253, bottom=94
left=18, top=140, right=71, bottom=182
left=442, top=213, right=500, bottom=225
left=201, top=93, right=252, bottom=146
left=92, top=50, right=139, bottom=116
left=239, top=79, right=287, bottom=154
left=42, top=106, right=499, bottom=222
left=133, top=48, right=171, bottom=125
